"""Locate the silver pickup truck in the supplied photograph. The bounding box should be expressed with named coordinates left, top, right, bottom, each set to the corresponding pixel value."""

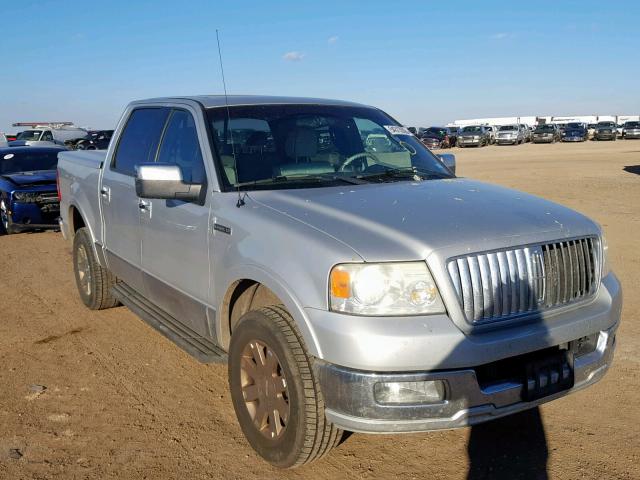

left=57, top=96, right=622, bottom=469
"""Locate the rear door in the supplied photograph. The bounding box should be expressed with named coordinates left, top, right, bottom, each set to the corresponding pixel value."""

left=139, top=107, right=213, bottom=336
left=101, top=107, right=169, bottom=293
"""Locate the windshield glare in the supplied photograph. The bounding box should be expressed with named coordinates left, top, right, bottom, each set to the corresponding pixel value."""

left=0, top=150, right=60, bottom=174
left=16, top=130, right=42, bottom=141
left=207, top=105, right=452, bottom=190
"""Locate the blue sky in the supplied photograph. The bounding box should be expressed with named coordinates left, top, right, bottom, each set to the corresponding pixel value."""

left=1, top=0, right=639, bottom=133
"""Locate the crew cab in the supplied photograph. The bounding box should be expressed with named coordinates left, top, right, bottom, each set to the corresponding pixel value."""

left=57, top=96, right=621, bottom=469
left=0, top=146, right=64, bottom=234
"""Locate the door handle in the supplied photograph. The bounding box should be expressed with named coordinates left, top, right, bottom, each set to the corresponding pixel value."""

left=138, top=199, right=152, bottom=213
left=100, top=186, right=111, bottom=202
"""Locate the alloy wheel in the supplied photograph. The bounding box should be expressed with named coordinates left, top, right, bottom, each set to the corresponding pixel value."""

left=76, top=244, right=92, bottom=296
left=240, top=339, right=290, bottom=440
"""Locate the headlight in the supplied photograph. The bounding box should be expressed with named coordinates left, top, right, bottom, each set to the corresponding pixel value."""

left=473, top=135, right=479, bottom=140
left=13, top=192, right=39, bottom=202
left=329, top=262, right=445, bottom=316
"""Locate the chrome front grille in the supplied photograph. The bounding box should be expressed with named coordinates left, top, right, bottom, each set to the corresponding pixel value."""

left=447, top=237, right=600, bottom=325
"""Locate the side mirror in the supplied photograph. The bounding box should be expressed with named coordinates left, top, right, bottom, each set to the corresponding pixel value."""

left=436, top=153, right=456, bottom=175
left=135, top=163, right=201, bottom=201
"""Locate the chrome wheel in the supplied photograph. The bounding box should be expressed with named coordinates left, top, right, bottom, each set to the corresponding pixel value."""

left=240, top=340, right=290, bottom=440
left=0, top=201, right=9, bottom=230
left=76, top=245, right=92, bottom=296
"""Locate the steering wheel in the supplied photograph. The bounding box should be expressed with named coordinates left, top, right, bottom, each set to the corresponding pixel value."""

left=339, top=152, right=381, bottom=172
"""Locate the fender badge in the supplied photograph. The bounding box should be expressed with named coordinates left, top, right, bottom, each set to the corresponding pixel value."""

left=213, top=223, right=231, bottom=235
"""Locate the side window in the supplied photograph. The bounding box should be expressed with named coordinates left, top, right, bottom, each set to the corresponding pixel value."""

left=41, top=130, right=53, bottom=141
left=157, top=110, right=206, bottom=184
left=112, top=108, right=169, bottom=176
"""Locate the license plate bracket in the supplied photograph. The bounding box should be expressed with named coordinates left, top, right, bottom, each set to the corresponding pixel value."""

left=523, top=350, right=574, bottom=402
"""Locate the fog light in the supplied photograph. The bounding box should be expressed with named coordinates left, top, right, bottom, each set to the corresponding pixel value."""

left=374, top=380, right=445, bottom=405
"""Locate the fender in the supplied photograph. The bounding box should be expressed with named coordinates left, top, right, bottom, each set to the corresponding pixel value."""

left=218, top=263, right=324, bottom=358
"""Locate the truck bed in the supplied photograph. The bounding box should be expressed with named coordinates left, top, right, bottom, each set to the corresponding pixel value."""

left=58, top=150, right=107, bottom=244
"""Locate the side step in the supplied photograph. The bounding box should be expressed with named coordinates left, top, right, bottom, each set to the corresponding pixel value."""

left=111, top=283, right=228, bottom=364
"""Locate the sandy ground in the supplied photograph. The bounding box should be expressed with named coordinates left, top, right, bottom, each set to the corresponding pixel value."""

left=0, top=140, right=639, bottom=479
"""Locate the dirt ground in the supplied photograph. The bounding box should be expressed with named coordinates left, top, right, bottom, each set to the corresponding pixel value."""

left=0, top=140, right=638, bottom=480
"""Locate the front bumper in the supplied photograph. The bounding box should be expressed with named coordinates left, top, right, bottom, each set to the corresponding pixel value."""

left=318, top=324, right=617, bottom=433
left=532, top=136, right=554, bottom=143
left=596, top=133, right=616, bottom=140
left=458, top=138, right=481, bottom=145
left=562, top=136, right=586, bottom=142
left=624, top=132, right=640, bottom=139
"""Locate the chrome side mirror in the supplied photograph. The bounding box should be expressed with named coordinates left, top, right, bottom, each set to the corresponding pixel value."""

left=135, top=163, right=201, bottom=201
left=436, top=153, right=456, bottom=175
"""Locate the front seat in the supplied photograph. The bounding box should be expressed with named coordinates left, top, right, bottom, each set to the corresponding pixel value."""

left=275, top=127, right=333, bottom=177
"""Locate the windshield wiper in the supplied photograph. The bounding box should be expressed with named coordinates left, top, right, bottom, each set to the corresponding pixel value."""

left=355, top=166, right=448, bottom=182
left=234, top=173, right=365, bottom=190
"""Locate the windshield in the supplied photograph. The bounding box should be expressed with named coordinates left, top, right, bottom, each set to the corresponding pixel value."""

left=461, top=126, right=482, bottom=133
left=598, top=122, right=615, bottom=128
left=16, top=130, right=43, bottom=141
left=535, top=125, right=555, bottom=132
left=207, top=104, right=452, bottom=190
left=499, top=125, right=517, bottom=131
left=624, top=122, right=640, bottom=128
left=566, top=123, right=583, bottom=129
left=0, top=150, right=60, bottom=174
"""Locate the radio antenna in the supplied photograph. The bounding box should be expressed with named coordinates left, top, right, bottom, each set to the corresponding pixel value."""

left=215, top=29, right=244, bottom=207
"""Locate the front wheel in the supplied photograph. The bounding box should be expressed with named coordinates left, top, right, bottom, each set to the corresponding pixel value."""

left=229, top=306, right=342, bottom=468
left=0, top=200, right=18, bottom=235
left=73, top=227, right=119, bottom=310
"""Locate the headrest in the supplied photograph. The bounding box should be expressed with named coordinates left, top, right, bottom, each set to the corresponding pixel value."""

left=285, top=127, right=318, bottom=159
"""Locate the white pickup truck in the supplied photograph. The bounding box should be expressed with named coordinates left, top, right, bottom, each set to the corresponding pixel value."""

left=57, top=95, right=622, bottom=468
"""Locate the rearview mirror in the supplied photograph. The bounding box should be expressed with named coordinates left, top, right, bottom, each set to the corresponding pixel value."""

left=135, top=163, right=202, bottom=201
left=436, top=153, right=456, bottom=175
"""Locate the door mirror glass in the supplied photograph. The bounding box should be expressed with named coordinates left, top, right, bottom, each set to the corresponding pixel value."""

left=436, top=153, right=456, bottom=175
left=135, top=163, right=202, bottom=201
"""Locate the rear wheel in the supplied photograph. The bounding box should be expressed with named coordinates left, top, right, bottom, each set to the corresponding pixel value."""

left=229, top=305, right=342, bottom=468
left=73, top=227, right=119, bottom=310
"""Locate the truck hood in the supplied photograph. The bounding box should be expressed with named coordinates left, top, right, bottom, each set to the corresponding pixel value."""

left=1, top=170, right=57, bottom=187
left=250, top=178, right=598, bottom=261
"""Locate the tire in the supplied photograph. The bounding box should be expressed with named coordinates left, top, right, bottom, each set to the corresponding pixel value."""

left=0, top=200, right=19, bottom=235
left=72, top=227, right=119, bottom=310
left=229, top=305, right=342, bottom=468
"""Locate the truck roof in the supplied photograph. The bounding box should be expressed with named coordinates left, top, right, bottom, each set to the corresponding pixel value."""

left=131, top=95, right=371, bottom=109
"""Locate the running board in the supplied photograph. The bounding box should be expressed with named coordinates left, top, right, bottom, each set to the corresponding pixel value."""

left=111, top=283, right=227, bottom=364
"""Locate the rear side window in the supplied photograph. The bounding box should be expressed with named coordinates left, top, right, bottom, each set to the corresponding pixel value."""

left=112, top=108, right=169, bottom=175
left=157, top=109, right=206, bottom=184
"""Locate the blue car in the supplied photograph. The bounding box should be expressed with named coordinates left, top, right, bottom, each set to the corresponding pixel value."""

left=0, top=146, right=64, bottom=234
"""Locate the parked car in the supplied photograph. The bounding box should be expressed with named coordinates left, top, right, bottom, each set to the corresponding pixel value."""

left=445, top=126, right=459, bottom=147
left=418, top=127, right=451, bottom=149
left=58, top=95, right=620, bottom=469
left=457, top=125, right=490, bottom=147
left=496, top=124, right=525, bottom=145
left=616, top=124, right=624, bottom=138
left=594, top=121, right=618, bottom=141
left=587, top=124, right=597, bottom=139
left=0, top=146, right=64, bottom=234
left=484, top=125, right=497, bottom=144
left=519, top=124, right=532, bottom=142
left=532, top=124, right=561, bottom=143
left=74, top=130, right=114, bottom=150
left=561, top=122, right=588, bottom=142
left=622, top=121, right=640, bottom=139
left=10, top=124, right=88, bottom=147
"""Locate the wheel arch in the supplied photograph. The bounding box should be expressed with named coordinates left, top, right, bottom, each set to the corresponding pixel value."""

left=217, top=269, right=322, bottom=357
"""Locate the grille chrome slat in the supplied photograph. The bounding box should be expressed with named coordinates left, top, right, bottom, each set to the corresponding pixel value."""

left=448, top=237, right=600, bottom=325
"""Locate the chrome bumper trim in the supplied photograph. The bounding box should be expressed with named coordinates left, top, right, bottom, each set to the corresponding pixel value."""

left=319, top=325, right=617, bottom=433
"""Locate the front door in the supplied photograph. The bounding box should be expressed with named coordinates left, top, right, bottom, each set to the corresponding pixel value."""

left=140, top=108, right=212, bottom=337
left=101, top=107, right=169, bottom=293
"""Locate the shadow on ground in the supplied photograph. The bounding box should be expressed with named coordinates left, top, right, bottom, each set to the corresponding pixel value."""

left=623, top=165, right=640, bottom=176
left=467, top=407, right=548, bottom=480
